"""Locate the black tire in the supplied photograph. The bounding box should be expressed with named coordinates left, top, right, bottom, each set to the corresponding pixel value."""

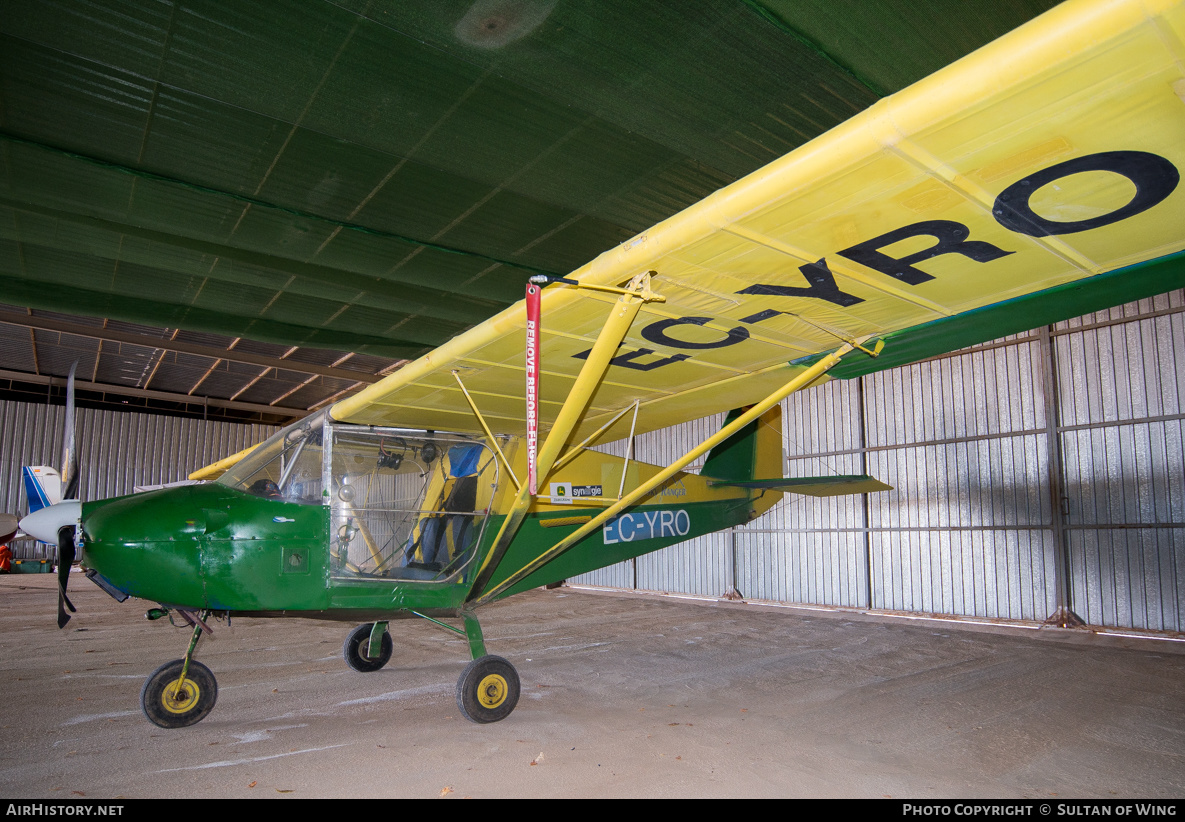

left=456, top=655, right=520, bottom=724
left=343, top=623, right=393, bottom=672
left=140, top=659, right=218, bottom=729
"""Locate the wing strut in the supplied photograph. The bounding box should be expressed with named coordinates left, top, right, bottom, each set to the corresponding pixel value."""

left=466, top=271, right=663, bottom=601
left=535, top=270, right=662, bottom=486
left=452, top=369, right=522, bottom=492
left=551, top=399, right=640, bottom=474
left=469, top=337, right=874, bottom=606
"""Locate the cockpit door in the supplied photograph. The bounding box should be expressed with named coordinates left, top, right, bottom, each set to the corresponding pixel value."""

left=327, top=426, right=498, bottom=584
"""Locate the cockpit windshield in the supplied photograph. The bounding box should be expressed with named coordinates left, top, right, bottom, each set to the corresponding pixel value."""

left=217, top=412, right=326, bottom=504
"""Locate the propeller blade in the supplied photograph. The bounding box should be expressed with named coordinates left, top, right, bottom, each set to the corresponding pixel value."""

left=19, top=499, right=81, bottom=627
left=57, top=525, right=76, bottom=629
left=57, top=363, right=80, bottom=628
left=61, top=362, right=79, bottom=502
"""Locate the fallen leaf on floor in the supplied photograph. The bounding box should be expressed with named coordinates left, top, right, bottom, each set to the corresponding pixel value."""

left=440, top=786, right=454, bottom=796
left=71, top=791, right=85, bottom=797
left=276, top=789, right=293, bottom=793
left=248, top=782, right=256, bottom=788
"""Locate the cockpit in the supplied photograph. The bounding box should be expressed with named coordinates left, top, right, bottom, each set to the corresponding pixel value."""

left=216, top=414, right=499, bottom=583
left=329, top=428, right=498, bottom=582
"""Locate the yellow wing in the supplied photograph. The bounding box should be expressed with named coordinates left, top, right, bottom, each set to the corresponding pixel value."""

left=189, top=445, right=259, bottom=482
left=332, top=0, right=1185, bottom=441
left=194, top=0, right=1185, bottom=479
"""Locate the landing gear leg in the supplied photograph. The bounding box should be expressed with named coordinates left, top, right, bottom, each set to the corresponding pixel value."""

left=140, top=610, right=218, bottom=729
left=455, top=609, right=519, bottom=724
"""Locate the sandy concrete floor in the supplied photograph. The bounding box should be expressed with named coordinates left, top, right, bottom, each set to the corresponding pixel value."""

left=1, top=571, right=1183, bottom=799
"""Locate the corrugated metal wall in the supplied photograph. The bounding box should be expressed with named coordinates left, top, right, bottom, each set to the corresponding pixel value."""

left=1056, top=297, right=1185, bottom=631
left=573, top=291, right=1185, bottom=634
left=1, top=400, right=277, bottom=558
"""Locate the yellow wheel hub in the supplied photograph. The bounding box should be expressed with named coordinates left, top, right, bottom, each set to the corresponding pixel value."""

left=162, top=676, right=200, bottom=714
left=476, top=673, right=508, bottom=709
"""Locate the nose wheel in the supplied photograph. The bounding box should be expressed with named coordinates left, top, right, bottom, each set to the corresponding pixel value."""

left=140, top=608, right=218, bottom=728
left=141, top=659, right=218, bottom=728
left=456, top=655, right=520, bottom=723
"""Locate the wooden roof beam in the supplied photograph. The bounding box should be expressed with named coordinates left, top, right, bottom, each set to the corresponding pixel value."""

left=0, top=310, right=384, bottom=384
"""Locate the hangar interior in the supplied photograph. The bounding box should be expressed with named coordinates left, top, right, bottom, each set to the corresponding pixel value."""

left=4, top=289, right=1182, bottom=635
left=1, top=0, right=1183, bottom=639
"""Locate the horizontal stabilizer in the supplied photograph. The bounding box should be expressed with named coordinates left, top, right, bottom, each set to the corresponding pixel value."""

left=709, top=475, right=892, bottom=497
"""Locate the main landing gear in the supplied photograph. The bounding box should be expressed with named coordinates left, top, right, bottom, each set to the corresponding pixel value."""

left=343, top=623, right=393, bottom=672
left=342, top=612, right=520, bottom=723
left=455, top=654, right=520, bottom=723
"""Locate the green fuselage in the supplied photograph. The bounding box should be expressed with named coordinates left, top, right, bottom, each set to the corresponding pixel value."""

left=79, top=479, right=756, bottom=621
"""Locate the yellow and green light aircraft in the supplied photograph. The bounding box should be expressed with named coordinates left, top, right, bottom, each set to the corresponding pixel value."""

left=20, top=0, right=1185, bottom=728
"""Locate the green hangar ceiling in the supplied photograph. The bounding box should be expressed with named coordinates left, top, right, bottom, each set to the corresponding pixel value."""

left=0, top=0, right=1060, bottom=417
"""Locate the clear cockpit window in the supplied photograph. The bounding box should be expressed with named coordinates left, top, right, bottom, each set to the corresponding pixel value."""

left=329, top=428, right=497, bottom=582
left=217, top=413, right=325, bottom=504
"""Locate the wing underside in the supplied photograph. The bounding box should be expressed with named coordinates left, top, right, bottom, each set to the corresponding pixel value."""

left=190, top=0, right=1185, bottom=482
left=328, top=0, right=1185, bottom=444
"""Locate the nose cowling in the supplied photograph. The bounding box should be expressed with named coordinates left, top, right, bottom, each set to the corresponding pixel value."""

left=81, top=486, right=208, bottom=607
left=79, top=483, right=328, bottom=612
